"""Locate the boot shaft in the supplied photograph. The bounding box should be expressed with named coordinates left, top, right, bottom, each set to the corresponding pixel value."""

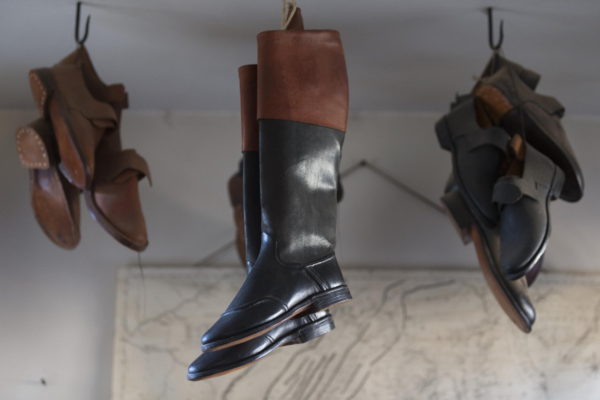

left=256, top=28, right=348, bottom=265
left=239, top=65, right=262, bottom=271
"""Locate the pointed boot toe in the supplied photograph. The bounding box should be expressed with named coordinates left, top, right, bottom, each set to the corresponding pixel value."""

left=506, top=278, right=536, bottom=332
left=201, top=235, right=349, bottom=352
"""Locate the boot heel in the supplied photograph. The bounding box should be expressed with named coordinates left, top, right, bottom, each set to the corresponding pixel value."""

left=295, top=316, right=335, bottom=344
left=28, top=69, right=54, bottom=119
left=310, top=285, right=352, bottom=312
left=435, top=118, right=452, bottom=151
left=15, top=120, right=56, bottom=169
left=441, top=191, right=474, bottom=245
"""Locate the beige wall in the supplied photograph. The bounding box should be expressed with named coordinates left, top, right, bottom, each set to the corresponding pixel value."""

left=0, top=110, right=598, bottom=399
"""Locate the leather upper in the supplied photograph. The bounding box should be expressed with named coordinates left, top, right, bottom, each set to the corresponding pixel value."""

left=441, top=95, right=509, bottom=227
left=260, top=119, right=343, bottom=264
left=201, top=234, right=345, bottom=348
left=494, top=143, right=564, bottom=280
left=477, top=64, right=583, bottom=202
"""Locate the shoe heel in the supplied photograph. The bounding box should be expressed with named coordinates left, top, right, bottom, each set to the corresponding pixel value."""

left=441, top=191, right=474, bottom=245
left=29, top=69, right=54, bottom=119
left=310, top=285, right=352, bottom=312
left=435, top=118, right=452, bottom=151
left=15, top=121, right=55, bottom=169
left=295, top=316, right=335, bottom=344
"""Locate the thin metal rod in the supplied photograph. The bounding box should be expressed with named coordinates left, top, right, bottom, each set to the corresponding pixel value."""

left=192, top=159, right=445, bottom=266
left=360, top=160, right=446, bottom=215
left=192, top=239, right=236, bottom=267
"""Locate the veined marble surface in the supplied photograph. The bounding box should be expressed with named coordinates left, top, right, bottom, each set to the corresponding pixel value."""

left=112, top=267, right=600, bottom=400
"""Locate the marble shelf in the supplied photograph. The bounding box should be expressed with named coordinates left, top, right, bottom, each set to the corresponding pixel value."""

left=112, top=266, right=600, bottom=400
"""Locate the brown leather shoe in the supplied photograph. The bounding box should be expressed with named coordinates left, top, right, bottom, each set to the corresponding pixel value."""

left=50, top=46, right=150, bottom=251
left=29, top=60, right=117, bottom=190
left=16, top=119, right=80, bottom=250
left=81, top=83, right=150, bottom=251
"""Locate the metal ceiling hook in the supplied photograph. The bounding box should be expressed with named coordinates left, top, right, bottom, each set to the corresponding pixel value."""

left=75, top=1, right=91, bottom=46
left=486, top=7, right=504, bottom=51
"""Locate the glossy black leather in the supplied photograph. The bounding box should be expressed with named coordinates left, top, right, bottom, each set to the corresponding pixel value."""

left=188, top=310, right=333, bottom=380
left=493, top=144, right=564, bottom=280
left=242, top=151, right=261, bottom=270
left=260, top=119, right=343, bottom=264
left=481, top=65, right=583, bottom=202
left=187, top=144, right=336, bottom=379
left=201, top=119, right=350, bottom=352
left=438, top=95, right=537, bottom=332
left=469, top=211, right=536, bottom=331
left=436, top=95, right=509, bottom=227
left=443, top=178, right=536, bottom=332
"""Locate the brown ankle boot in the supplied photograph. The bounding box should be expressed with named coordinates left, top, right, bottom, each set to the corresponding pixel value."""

left=58, top=46, right=151, bottom=251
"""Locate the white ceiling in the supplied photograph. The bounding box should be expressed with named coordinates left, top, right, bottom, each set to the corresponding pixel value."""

left=1, top=0, right=600, bottom=114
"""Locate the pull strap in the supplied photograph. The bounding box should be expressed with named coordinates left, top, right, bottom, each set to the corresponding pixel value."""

left=447, top=95, right=509, bottom=153
left=493, top=175, right=539, bottom=204
left=96, top=149, right=151, bottom=185
left=493, top=143, right=556, bottom=205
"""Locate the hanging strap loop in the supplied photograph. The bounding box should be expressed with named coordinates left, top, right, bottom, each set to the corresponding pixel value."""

left=281, top=0, right=298, bottom=29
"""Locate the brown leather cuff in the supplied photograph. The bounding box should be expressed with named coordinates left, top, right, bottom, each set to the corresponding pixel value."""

left=238, top=64, right=259, bottom=152
left=257, top=30, right=349, bottom=132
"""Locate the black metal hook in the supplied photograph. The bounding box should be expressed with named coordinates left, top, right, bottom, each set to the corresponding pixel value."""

left=486, top=7, right=504, bottom=51
left=75, top=1, right=91, bottom=46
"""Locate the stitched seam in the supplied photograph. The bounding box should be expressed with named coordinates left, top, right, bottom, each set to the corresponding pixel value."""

left=305, top=268, right=327, bottom=291
left=222, top=296, right=287, bottom=316
left=272, top=234, right=335, bottom=268
left=16, top=128, right=48, bottom=169
left=29, top=72, right=47, bottom=113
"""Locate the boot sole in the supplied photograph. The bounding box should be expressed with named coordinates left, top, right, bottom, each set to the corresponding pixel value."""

left=30, top=168, right=81, bottom=250
left=202, top=285, right=351, bottom=352
left=187, top=314, right=334, bottom=381
left=15, top=125, right=51, bottom=169
left=441, top=190, right=534, bottom=333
